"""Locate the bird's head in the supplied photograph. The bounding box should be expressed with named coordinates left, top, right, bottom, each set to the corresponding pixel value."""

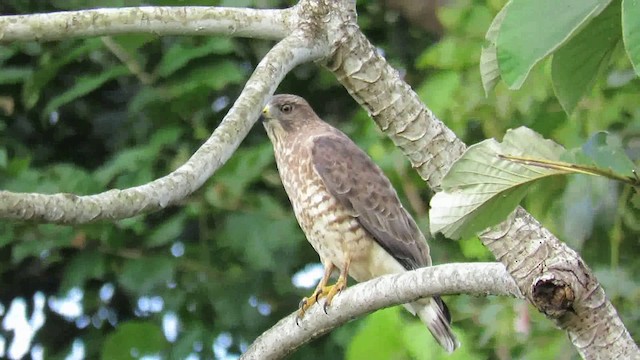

left=261, top=94, right=318, bottom=142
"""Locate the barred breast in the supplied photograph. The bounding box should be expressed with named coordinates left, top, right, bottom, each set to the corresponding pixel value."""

left=273, top=136, right=406, bottom=282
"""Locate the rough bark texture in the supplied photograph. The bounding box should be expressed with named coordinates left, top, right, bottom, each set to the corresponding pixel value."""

left=242, top=262, right=520, bottom=360
left=323, top=29, right=466, bottom=189
left=323, top=7, right=638, bottom=358
left=484, top=209, right=637, bottom=359
left=0, top=6, right=294, bottom=42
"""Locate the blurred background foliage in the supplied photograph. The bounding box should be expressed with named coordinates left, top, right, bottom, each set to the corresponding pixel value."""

left=0, top=0, right=638, bottom=359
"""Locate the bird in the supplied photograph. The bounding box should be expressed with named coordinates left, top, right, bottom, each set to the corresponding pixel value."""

left=261, top=94, right=459, bottom=353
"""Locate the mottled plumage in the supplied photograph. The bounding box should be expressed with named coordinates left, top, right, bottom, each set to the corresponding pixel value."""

left=261, top=94, right=458, bottom=352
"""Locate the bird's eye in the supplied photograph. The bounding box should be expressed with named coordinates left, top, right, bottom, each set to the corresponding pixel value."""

left=280, top=104, right=292, bottom=113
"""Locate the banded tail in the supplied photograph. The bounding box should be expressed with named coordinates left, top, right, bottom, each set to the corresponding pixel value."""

left=409, top=296, right=459, bottom=353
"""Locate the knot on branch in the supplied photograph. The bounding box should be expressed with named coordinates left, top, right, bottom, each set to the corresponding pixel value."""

left=531, top=275, right=575, bottom=318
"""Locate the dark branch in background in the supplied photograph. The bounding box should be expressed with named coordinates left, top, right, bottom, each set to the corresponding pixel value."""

left=242, top=263, right=520, bottom=360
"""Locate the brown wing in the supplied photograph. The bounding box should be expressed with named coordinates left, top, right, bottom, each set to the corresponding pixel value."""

left=311, top=132, right=431, bottom=270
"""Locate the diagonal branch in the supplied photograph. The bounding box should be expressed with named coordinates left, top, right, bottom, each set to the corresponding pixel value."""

left=324, top=19, right=639, bottom=359
left=0, top=33, right=327, bottom=223
left=242, top=262, right=520, bottom=360
left=0, top=6, right=295, bottom=42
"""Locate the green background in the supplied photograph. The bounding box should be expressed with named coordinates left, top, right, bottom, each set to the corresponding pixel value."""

left=0, top=0, right=638, bottom=359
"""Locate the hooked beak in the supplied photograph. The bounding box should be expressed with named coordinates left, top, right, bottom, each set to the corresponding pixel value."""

left=260, top=104, right=271, bottom=122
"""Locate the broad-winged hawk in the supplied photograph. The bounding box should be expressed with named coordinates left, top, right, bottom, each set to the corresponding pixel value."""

left=261, top=94, right=458, bottom=352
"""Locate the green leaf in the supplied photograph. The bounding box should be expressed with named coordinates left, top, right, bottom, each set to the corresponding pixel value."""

left=0, top=147, right=7, bottom=168
left=12, top=225, right=75, bottom=264
left=346, top=307, right=405, bottom=360
left=0, top=45, right=19, bottom=64
left=552, top=1, right=622, bottom=114
left=560, top=175, right=615, bottom=249
left=0, top=67, right=33, bottom=85
left=632, top=192, right=640, bottom=209
left=119, top=256, right=175, bottom=295
left=458, top=237, right=492, bottom=260
left=94, top=126, right=182, bottom=186
left=60, top=251, right=106, bottom=293
left=42, top=65, right=130, bottom=118
left=416, top=38, right=480, bottom=70
left=480, top=4, right=508, bottom=94
left=0, top=221, right=15, bottom=248
left=206, top=142, right=274, bottom=208
left=622, top=0, right=640, bottom=76
left=496, top=0, right=613, bottom=88
left=155, top=38, right=235, bottom=78
left=415, top=71, right=461, bottom=117
left=101, top=321, right=166, bottom=360
left=430, top=127, right=568, bottom=239
left=163, top=61, right=245, bottom=99
left=576, top=132, right=638, bottom=176
left=403, top=321, right=482, bottom=360
left=111, top=33, right=156, bottom=54
left=169, top=326, right=205, bottom=359
left=219, top=212, right=300, bottom=271
left=146, top=213, right=187, bottom=247
left=22, top=39, right=104, bottom=109
left=46, top=163, right=99, bottom=194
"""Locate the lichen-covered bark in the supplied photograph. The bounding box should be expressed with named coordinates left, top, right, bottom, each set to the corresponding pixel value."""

left=485, top=209, right=637, bottom=359
left=323, top=28, right=465, bottom=189
left=0, top=6, right=294, bottom=42
left=325, top=15, right=638, bottom=359
left=242, top=262, right=520, bottom=360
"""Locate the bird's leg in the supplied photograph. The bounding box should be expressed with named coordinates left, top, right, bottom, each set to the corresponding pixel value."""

left=297, top=261, right=334, bottom=322
left=322, top=255, right=351, bottom=313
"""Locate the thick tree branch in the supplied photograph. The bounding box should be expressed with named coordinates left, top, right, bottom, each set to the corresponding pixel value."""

left=0, top=34, right=327, bottom=223
left=0, top=6, right=295, bottom=42
left=324, top=12, right=639, bottom=359
left=243, top=262, right=520, bottom=360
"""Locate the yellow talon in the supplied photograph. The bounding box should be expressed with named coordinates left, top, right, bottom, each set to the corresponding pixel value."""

left=295, top=257, right=351, bottom=323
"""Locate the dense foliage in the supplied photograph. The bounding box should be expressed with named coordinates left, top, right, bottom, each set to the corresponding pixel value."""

left=0, top=0, right=638, bottom=359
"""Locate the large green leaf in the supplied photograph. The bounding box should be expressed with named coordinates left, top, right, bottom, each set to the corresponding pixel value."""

left=496, top=0, right=613, bottom=89
left=430, top=127, right=638, bottom=239
left=430, top=127, right=568, bottom=239
left=480, top=3, right=509, bottom=94
left=622, top=0, right=640, bottom=76
left=101, top=321, right=167, bottom=360
left=551, top=1, right=622, bottom=114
